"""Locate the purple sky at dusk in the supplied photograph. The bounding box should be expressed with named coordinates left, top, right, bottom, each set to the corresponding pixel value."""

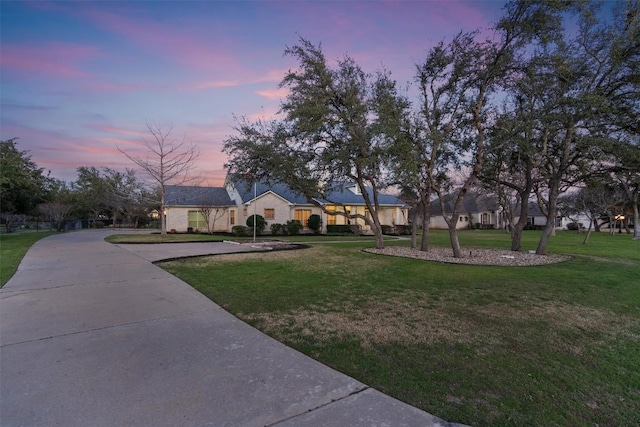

left=1, top=0, right=507, bottom=186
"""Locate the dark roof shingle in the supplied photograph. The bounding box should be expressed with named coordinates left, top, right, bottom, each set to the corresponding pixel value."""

left=165, top=185, right=234, bottom=206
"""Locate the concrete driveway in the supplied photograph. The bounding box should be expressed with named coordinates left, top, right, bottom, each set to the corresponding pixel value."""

left=0, top=230, right=464, bottom=426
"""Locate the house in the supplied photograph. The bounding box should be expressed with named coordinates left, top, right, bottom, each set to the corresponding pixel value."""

left=429, top=192, right=503, bottom=230
left=225, top=175, right=324, bottom=234
left=428, top=192, right=570, bottom=230
left=164, top=175, right=409, bottom=234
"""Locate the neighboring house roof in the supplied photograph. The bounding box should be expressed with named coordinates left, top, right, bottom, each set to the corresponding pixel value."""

left=165, top=185, right=234, bottom=207
left=430, top=192, right=549, bottom=217
left=430, top=192, right=499, bottom=215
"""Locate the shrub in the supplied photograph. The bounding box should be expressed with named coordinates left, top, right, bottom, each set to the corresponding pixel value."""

left=395, top=225, right=412, bottom=235
left=307, top=214, right=322, bottom=234
left=286, top=220, right=303, bottom=235
left=566, top=222, right=583, bottom=231
left=381, top=224, right=395, bottom=235
left=246, top=214, right=266, bottom=234
left=270, top=223, right=282, bottom=235
left=326, top=224, right=353, bottom=234
left=232, top=225, right=249, bottom=237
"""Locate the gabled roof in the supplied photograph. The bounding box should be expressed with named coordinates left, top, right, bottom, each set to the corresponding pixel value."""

left=318, top=183, right=407, bottom=207
left=227, top=175, right=407, bottom=207
left=165, top=185, right=234, bottom=207
left=229, top=177, right=311, bottom=205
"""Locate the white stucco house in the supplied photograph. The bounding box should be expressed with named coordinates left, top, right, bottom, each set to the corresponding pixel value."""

left=164, top=174, right=409, bottom=234
left=428, top=192, right=578, bottom=230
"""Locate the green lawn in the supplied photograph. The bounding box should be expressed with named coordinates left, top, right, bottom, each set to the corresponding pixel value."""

left=160, top=230, right=640, bottom=426
left=0, top=231, right=56, bottom=287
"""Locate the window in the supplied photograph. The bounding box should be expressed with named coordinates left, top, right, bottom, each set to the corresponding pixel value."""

left=326, top=206, right=336, bottom=225
left=243, top=208, right=248, bottom=216
left=481, top=213, right=489, bottom=225
left=188, top=211, right=206, bottom=229
left=264, top=208, right=275, bottom=220
left=230, top=210, right=235, bottom=225
left=294, top=209, right=311, bottom=226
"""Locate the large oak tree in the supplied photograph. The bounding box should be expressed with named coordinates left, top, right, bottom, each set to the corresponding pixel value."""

left=224, top=39, right=408, bottom=249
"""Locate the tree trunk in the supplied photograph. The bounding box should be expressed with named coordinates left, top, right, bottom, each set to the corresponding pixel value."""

left=582, top=220, right=593, bottom=245
left=420, top=200, right=431, bottom=252
left=511, top=201, right=530, bottom=252
left=373, top=224, right=385, bottom=249
left=633, top=191, right=640, bottom=240
left=511, top=225, right=524, bottom=252
left=448, top=224, right=463, bottom=258
left=536, top=186, right=560, bottom=255
left=410, top=207, right=418, bottom=249
left=161, top=204, right=167, bottom=236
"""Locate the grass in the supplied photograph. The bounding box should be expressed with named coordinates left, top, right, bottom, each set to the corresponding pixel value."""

left=160, top=230, right=640, bottom=426
left=0, top=231, right=56, bottom=287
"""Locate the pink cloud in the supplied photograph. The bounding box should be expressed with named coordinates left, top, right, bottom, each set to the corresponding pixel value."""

left=84, top=81, right=153, bottom=93
left=188, top=79, right=243, bottom=90
left=82, top=8, right=240, bottom=72
left=254, top=87, right=288, bottom=101
left=246, top=105, right=280, bottom=122
left=1, top=42, right=98, bottom=78
left=184, top=68, right=288, bottom=92
left=88, top=124, right=148, bottom=138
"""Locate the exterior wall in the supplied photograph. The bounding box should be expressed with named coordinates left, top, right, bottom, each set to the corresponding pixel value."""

left=241, top=193, right=294, bottom=233
left=166, top=206, right=232, bottom=232
left=430, top=211, right=505, bottom=230
left=429, top=214, right=469, bottom=230
left=166, top=207, right=189, bottom=232
left=378, top=207, right=407, bottom=226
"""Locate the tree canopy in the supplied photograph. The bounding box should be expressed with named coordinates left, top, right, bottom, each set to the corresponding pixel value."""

left=0, top=138, right=49, bottom=215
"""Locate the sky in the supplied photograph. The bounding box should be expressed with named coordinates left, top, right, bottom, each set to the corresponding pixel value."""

left=1, top=0, right=507, bottom=186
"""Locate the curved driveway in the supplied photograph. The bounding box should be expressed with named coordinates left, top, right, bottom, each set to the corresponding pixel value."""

left=0, top=230, right=463, bottom=426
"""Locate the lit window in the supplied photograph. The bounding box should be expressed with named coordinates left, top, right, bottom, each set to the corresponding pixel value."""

left=188, top=211, right=206, bottom=229
left=294, top=209, right=311, bottom=226
left=230, top=210, right=235, bottom=225
left=326, top=206, right=337, bottom=225
left=264, top=208, right=275, bottom=220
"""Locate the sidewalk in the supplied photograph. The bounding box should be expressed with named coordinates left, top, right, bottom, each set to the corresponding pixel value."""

left=0, top=230, right=464, bottom=426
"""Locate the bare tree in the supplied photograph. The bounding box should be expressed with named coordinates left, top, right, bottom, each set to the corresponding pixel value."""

left=195, top=186, right=227, bottom=234
left=118, top=122, right=199, bottom=235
